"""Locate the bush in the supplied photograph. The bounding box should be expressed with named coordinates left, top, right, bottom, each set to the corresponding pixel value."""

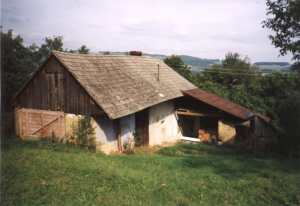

left=278, top=93, right=300, bottom=157
left=74, top=116, right=96, bottom=149
left=122, top=137, right=135, bottom=154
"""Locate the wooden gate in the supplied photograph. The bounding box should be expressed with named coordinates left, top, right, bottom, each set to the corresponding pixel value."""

left=15, top=108, right=65, bottom=140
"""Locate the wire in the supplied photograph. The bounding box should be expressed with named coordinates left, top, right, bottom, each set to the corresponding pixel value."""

left=195, top=70, right=295, bottom=77
left=199, top=71, right=262, bottom=76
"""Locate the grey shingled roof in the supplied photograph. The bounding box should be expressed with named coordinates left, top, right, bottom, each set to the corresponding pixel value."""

left=53, top=51, right=196, bottom=119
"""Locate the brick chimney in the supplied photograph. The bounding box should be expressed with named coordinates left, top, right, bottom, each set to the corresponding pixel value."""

left=129, top=51, right=142, bottom=56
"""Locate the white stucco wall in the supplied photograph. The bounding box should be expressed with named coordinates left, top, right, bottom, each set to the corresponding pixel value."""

left=92, top=116, right=118, bottom=153
left=92, top=114, right=135, bottom=154
left=148, top=101, right=181, bottom=146
left=66, top=101, right=180, bottom=152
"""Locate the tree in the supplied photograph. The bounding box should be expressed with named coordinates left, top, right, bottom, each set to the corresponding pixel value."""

left=67, top=45, right=90, bottom=54
left=164, top=55, right=185, bottom=70
left=263, top=0, right=300, bottom=62
left=35, top=36, right=64, bottom=65
left=1, top=30, right=37, bottom=135
left=78, top=45, right=89, bottom=54
left=263, top=1, right=300, bottom=156
left=222, top=52, right=256, bottom=71
left=278, top=93, right=300, bottom=157
left=1, top=30, right=36, bottom=109
left=164, top=55, right=193, bottom=82
left=204, top=52, right=258, bottom=86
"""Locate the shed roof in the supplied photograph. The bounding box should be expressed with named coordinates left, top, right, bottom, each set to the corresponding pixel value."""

left=183, top=88, right=254, bottom=120
left=52, top=51, right=196, bottom=119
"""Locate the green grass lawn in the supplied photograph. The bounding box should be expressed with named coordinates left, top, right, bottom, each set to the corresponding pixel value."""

left=1, top=138, right=300, bottom=206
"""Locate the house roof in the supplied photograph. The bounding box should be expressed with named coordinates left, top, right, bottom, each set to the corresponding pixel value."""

left=183, top=88, right=254, bottom=120
left=52, top=51, right=196, bottom=119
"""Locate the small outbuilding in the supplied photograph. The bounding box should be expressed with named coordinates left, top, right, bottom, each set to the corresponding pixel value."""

left=178, top=89, right=277, bottom=148
left=13, top=51, right=276, bottom=153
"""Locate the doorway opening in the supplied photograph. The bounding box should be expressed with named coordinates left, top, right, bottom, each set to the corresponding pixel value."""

left=135, top=109, right=149, bottom=146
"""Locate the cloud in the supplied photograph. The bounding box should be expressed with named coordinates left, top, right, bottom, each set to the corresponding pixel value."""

left=2, top=0, right=292, bottom=62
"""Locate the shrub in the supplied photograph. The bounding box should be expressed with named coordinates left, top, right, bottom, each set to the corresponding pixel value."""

left=123, top=140, right=135, bottom=154
left=278, top=93, right=300, bottom=157
left=74, top=116, right=96, bottom=149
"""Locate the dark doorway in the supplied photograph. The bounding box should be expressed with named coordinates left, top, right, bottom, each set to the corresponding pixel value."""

left=177, top=114, right=218, bottom=141
left=177, top=115, right=198, bottom=137
left=135, top=109, right=149, bottom=146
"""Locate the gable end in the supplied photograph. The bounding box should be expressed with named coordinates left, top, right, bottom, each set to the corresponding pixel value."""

left=14, top=55, right=104, bottom=116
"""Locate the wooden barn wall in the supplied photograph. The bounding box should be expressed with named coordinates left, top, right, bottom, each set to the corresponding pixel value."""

left=15, top=56, right=103, bottom=116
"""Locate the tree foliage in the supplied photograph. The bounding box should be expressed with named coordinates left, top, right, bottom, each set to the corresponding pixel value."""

left=35, top=36, right=64, bottom=65
left=164, top=53, right=300, bottom=155
left=278, top=93, right=300, bottom=156
left=262, top=0, right=300, bottom=155
left=164, top=55, right=194, bottom=82
left=68, top=45, right=90, bottom=54
left=263, top=0, right=300, bottom=62
left=1, top=30, right=36, bottom=110
left=204, top=52, right=258, bottom=87
left=78, top=45, right=90, bottom=54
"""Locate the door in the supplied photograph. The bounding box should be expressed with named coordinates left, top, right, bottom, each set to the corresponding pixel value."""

left=135, top=109, right=149, bottom=146
left=15, top=108, right=65, bottom=139
left=46, top=72, right=64, bottom=111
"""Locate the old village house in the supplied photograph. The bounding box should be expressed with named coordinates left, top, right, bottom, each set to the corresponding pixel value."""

left=13, top=51, right=275, bottom=153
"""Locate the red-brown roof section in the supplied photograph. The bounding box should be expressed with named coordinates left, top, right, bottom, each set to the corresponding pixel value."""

left=183, top=88, right=254, bottom=120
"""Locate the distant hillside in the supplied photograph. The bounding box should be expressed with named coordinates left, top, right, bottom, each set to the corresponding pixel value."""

left=180, top=55, right=221, bottom=71
left=146, top=53, right=220, bottom=71
left=148, top=55, right=292, bottom=72
left=255, top=62, right=290, bottom=67
left=100, top=52, right=292, bottom=73
left=254, top=62, right=291, bottom=72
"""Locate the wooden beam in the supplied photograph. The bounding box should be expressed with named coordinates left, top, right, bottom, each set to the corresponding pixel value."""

left=181, top=136, right=201, bottom=142
left=176, top=111, right=205, bottom=117
left=176, top=110, right=221, bottom=117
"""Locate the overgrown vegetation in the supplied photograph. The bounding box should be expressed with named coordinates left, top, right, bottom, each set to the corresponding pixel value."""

left=164, top=53, right=300, bottom=156
left=278, top=95, right=300, bottom=156
left=73, top=116, right=96, bottom=148
left=2, top=139, right=300, bottom=206
left=260, top=0, right=300, bottom=155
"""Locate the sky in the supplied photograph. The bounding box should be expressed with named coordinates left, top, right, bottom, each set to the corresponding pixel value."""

left=2, top=0, right=293, bottom=62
